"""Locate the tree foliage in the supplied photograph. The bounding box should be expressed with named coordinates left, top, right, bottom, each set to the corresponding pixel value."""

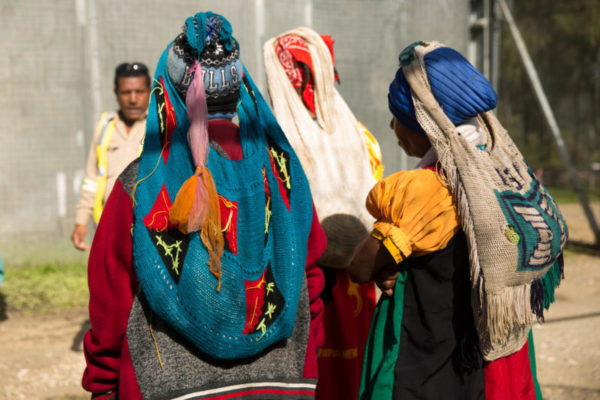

left=497, top=0, right=600, bottom=183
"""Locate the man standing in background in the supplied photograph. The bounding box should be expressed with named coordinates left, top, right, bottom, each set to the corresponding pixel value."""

left=71, top=62, right=150, bottom=250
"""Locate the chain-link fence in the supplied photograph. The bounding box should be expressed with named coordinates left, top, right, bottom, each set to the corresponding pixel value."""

left=0, top=0, right=470, bottom=264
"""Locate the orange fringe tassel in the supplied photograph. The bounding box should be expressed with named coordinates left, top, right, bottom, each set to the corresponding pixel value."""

left=199, top=168, right=224, bottom=291
left=169, top=174, right=199, bottom=234
left=169, top=167, right=224, bottom=291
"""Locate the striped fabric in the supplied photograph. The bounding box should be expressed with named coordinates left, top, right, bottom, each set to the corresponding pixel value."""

left=169, top=380, right=317, bottom=400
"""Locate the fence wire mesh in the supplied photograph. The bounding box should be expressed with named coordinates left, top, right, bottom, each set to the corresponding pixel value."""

left=0, top=0, right=469, bottom=263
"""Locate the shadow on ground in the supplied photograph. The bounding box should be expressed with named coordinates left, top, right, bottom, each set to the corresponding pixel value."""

left=71, top=319, right=91, bottom=352
left=0, top=291, right=7, bottom=321
left=566, top=240, right=600, bottom=256
left=545, top=311, right=600, bottom=324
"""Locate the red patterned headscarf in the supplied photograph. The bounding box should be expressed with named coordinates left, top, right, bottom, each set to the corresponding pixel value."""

left=275, top=34, right=338, bottom=114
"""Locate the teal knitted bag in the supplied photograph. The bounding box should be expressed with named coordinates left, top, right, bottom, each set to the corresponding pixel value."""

left=132, top=13, right=313, bottom=360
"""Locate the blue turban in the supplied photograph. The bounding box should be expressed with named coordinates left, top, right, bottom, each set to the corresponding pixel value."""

left=388, top=44, right=498, bottom=136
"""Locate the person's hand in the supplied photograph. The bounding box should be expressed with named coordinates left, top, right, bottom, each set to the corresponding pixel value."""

left=348, top=236, right=396, bottom=284
left=373, top=263, right=400, bottom=297
left=71, top=224, right=90, bottom=251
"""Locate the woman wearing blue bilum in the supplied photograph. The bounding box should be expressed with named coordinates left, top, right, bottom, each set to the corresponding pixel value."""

left=81, top=12, right=327, bottom=400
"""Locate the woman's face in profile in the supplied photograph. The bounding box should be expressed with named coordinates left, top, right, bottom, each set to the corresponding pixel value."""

left=390, top=117, right=431, bottom=158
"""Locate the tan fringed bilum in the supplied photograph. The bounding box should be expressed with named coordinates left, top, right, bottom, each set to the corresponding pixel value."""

left=403, top=41, right=568, bottom=361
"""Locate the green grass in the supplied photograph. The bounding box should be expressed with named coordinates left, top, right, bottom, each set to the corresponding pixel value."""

left=0, top=262, right=88, bottom=315
left=546, top=186, right=600, bottom=204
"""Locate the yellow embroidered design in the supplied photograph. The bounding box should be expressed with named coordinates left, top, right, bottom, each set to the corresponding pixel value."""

left=265, top=197, right=272, bottom=234
left=266, top=282, right=275, bottom=295
left=155, top=235, right=183, bottom=275
left=222, top=209, right=234, bottom=233
left=265, top=302, right=277, bottom=319
left=256, top=318, right=267, bottom=339
left=270, top=147, right=291, bottom=189
left=148, top=312, right=164, bottom=369
left=246, top=276, right=267, bottom=291
left=152, top=79, right=167, bottom=134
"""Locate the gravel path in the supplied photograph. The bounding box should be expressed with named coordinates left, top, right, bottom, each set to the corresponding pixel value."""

left=0, top=310, right=88, bottom=399
left=0, top=203, right=598, bottom=399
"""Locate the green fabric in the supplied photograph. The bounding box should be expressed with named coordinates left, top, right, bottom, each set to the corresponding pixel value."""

left=528, top=329, right=544, bottom=400
left=541, top=258, right=562, bottom=310
left=359, top=270, right=407, bottom=400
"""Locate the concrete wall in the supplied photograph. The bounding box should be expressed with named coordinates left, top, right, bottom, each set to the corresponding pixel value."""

left=0, top=0, right=470, bottom=264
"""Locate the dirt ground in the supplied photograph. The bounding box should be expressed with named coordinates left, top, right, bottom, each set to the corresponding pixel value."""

left=0, top=203, right=598, bottom=400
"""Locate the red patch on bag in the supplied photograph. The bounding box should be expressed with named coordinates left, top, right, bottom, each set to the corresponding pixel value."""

left=219, top=195, right=238, bottom=255
left=143, top=185, right=191, bottom=283
left=143, top=184, right=173, bottom=231
left=243, top=264, right=284, bottom=336
left=243, top=269, right=267, bottom=334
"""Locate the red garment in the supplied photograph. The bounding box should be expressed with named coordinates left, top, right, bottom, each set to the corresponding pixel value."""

left=275, top=34, right=338, bottom=114
left=82, top=121, right=326, bottom=398
left=484, top=340, right=536, bottom=400
left=81, top=177, right=138, bottom=397
left=208, top=118, right=244, bottom=161
left=316, top=271, right=376, bottom=400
